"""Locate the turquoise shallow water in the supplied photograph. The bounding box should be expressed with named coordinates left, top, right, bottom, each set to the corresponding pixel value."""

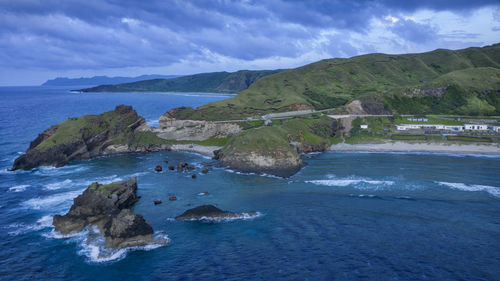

left=0, top=87, right=499, bottom=280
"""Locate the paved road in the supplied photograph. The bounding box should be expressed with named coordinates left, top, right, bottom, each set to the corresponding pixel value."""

left=213, top=107, right=337, bottom=123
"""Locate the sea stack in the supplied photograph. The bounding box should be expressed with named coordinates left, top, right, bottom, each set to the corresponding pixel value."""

left=52, top=177, right=164, bottom=249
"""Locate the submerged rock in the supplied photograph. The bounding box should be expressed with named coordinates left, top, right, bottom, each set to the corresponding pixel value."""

left=11, top=105, right=170, bottom=171
left=175, top=205, right=258, bottom=221
left=52, top=177, right=159, bottom=249
left=155, top=165, right=162, bottom=172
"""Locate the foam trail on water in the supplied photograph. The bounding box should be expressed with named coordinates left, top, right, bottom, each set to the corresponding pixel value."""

left=22, top=189, right=85, bottom=210
left=8, top=184, right=30, bottom=192
left=307, top=175, right=394, bottom=188
left=45, top=179, right=73, bottom=190
left=436, top=181, right=500, bottom=197
left=6, top=215, right=54, bottom=236
left=182, top=212, right=263, bottom=223
left=46, top=226, right=169, bottom=263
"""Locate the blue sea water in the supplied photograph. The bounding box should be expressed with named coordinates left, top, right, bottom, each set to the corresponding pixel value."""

left=0, top=86, right=499, bottom=280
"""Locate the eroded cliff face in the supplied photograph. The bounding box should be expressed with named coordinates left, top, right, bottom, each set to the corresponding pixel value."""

left=216, top=149, right=303, bottom=177
left=155, top=114, right=241, bottom=141
left=11, top=105, right=170, bottom=170
left=213, top=126, right=305, bottom=177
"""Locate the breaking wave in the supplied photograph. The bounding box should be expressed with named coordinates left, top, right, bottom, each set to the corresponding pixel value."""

left=47, top=226, right=169, bottom=263
left=8, top=184, right=30, bottom=192
left=6, top=215, right=53, bottom=236
left=22, top=189, right=85, bottom=210
left=436, top=181, right=500, bottom=197
left=181, top=212, right=262, bottom=223
left=307, top=175, right=394, bottom=188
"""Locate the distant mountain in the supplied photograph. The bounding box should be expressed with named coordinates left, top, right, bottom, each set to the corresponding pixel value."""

left=79, top=70, right=284, bottom=93
left=42, top=74, right=182, bottom=86
left=167, top=43, right=500, bottom=120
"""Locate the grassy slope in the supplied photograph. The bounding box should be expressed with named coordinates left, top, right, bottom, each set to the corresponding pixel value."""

left=220, top=115, right=336, bottom=157
left=34, top=107, right=169, bottom=152
left=171, top=44, right=500, bottom=121
left=81, top=70, right=282, bottom=93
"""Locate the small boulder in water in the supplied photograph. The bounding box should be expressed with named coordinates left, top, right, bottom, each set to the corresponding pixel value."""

left=155, top=165, right=162, bottom=172
left=168, top=166, right=174, bottom=170
left=191, top=174, right=197, bottom=179
left=175, top=205, right=258, bottom=221
left=169, top=196, right=177, bottom=201
left=201, top=168, right=209, bottom=174
left=154, top=200, right=162, bottom=205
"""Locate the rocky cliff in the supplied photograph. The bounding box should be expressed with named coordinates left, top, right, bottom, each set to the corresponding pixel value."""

left=155, top=112, right=241, bottom=141
left=11, top=105, right=170, bottom=170
left=53, top=178, right=162, bottom=249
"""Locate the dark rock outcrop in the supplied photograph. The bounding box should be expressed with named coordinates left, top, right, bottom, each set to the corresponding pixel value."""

left=11, top=105, right=170, bottom=171
left=175, top=205, right=258, bottom=221
left=52, top=178, right=159, bottom=249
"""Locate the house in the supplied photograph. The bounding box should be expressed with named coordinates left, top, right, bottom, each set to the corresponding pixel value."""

left=464, top=124, right=488, bottom=131
left=490, top=126, right=500, bottom=132
left=360, top=125, right=368, bottom=129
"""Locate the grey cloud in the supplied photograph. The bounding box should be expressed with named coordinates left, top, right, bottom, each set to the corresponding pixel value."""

left=0, top=0, right=498, bottom=78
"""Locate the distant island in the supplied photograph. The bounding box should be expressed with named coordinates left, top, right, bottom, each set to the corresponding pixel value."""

left=14, top=44, right=500, bottom=177
left=42, top=74, right=182, bottom=86
left=79, top=70, right=283, bottom=94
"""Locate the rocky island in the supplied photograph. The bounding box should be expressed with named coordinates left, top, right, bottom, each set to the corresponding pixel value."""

left=11, top=105, right=169, bottom=171
left=175, top=205, right=259, bottom=221
left=53, top=177, right=164, bottom=249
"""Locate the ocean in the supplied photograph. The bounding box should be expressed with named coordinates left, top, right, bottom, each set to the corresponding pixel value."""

left=0, top=86, right=499, bottom=280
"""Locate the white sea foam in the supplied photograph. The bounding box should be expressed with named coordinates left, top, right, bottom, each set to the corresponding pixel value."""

left=307, top=178, right=394, bottom=187
left=35, top=165, right=89, bottom=176
left=437, top=181, right=500, bottom=197
left=7, top=215, right=54, bottom=236
left=43, top=174, right=128, bottom=191
left=183, top=212, right=263, bottom=223
left=8, top=184, right=30, bottom=192
left=22, top=189, right=84, bottom=210
left=47, top=226, right=169, bottom=263
left=45, top=179, right=73, bottom=190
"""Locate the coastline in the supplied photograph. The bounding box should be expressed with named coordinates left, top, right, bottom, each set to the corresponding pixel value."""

left=169, top=144, right=221, bottom=157
left=330, top=141, right=500, bottom=155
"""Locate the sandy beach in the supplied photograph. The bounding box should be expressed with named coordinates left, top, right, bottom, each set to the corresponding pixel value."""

left=169, top=144, right=221, bottom=157
left=330, top=141, right=500, bottom=155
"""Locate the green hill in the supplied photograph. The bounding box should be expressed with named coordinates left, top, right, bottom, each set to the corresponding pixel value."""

left=80, top=70, right=283, bottom=93
left=169, top=44, right=500, bottom=120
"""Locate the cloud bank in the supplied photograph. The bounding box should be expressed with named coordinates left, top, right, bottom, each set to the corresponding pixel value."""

left=0, top=0, right=499, bottom=85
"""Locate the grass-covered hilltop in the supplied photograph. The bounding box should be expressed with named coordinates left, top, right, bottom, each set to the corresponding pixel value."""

left=11, top=105, right=170, bottom=171
left=169, top=43, right=500, bottom=120
left=80, top=69, right=283, bottom=94
left=14, top=44, right=500, bottom=176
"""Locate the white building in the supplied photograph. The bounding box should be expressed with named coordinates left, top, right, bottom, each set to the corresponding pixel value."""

left=360, top=125, right=368, bottom=129
left=464, top=124, right=488, bottom=131
left=490, top=126, right=500, bottom=132
left=396, top=124, right=464, bottom=131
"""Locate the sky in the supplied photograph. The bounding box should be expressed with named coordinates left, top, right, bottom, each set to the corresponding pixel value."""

left=0, top=0, right=499, bottom=86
